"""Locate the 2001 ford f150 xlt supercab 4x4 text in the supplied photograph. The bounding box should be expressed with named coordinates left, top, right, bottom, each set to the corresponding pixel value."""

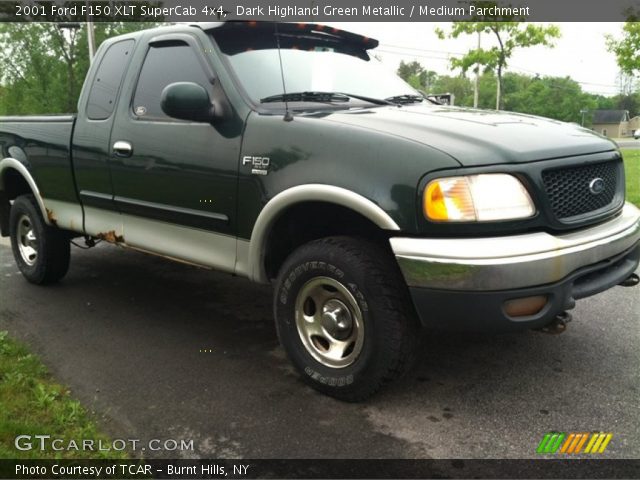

left=1, top=22, right=639, bottom=401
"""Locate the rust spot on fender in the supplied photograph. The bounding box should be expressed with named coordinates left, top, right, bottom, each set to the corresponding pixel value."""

left=96, top=231, right=124, bottom=243
left=45, top=208, right=57, bottom=226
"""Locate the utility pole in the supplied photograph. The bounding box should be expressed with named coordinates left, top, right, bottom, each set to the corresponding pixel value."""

left=473, top=30, right=480, bottom=108
left=580, top=109, right=588, bottom=127
left=86, top=0, right=96, bottom=62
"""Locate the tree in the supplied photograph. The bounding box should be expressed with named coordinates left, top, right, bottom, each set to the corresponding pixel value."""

left=396, top=63, right=604, bottom=124
left=436, top=4, right=560, bottom=109
left=430, top=74, right=474, bottom=105
left=504, top=75, right=597, bottom=124
left=607, top=22, right=640, bottom=76
left=0, top=22, right=157, bottom=115
left=396, top=60, right=438, bottom=92
left=592, top=95, right=617, bottom=112
left=397, top=60, right=424, bottom=82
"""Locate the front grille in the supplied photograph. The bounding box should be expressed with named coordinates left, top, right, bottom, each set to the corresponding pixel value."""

left=541, top=160, right=621, bottom=220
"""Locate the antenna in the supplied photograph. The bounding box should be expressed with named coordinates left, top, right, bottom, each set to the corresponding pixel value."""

left=274, top=23, right=293, bottom=122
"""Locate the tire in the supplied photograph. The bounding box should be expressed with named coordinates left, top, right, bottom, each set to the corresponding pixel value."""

left=9, top=194, right=70, bottom=285
left=274, top=236, right=420, bottom=401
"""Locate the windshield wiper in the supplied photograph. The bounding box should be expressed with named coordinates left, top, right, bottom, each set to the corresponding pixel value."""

left=260, top=91, right=394, bottom=106
left=385, top=94, right=425, bottom=105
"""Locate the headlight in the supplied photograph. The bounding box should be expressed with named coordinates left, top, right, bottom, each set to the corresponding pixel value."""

left=423, top=174, right=535, bottom=222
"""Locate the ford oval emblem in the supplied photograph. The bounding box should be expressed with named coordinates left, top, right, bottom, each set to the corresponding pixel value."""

left=589, top=178, right=605, bottom=195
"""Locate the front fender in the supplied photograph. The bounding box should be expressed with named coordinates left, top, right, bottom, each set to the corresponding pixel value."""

left=245, top=184, right=400, bottom=283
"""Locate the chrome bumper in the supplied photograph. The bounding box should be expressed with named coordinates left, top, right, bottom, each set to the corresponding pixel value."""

left=391, top=203, right=640, bottom=291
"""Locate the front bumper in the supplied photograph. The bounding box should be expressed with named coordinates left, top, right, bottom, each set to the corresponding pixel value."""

left=390, top=203, right=640, bottom=331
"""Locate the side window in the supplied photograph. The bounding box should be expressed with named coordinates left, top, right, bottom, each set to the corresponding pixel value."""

left=132, top=43, right=211, bottom=120
left=86, top=40, right=134, bottom=120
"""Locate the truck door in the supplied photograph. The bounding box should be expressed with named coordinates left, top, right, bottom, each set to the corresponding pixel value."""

left=72, top=39, right=135, bottom=236
left=108, top=34, right=242, bottom=271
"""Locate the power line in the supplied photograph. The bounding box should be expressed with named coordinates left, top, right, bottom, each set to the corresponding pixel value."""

left=378, top=43, right=621, bottom=92
left=376, top=48, right=452, bottom=61
left=380, top=42, right=467, bottom=57
left=508, top=64, right=619, bottom=89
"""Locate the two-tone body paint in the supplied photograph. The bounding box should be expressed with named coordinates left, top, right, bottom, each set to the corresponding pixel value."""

left=0, top=117, right=85, bottom=231
left=0, top=23, right=625, bottom=287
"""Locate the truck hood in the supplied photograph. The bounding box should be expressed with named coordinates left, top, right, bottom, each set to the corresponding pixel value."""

left=322, top=105, right=617, bottom=166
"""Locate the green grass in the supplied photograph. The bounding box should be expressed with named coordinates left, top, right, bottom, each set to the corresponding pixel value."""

left=0, top=331, right=128, bottom=459
left=621, top=149, right=640, bottom=208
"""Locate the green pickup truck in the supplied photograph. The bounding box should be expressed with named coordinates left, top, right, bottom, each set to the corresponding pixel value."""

left=1, top=22, right=639, bottom=400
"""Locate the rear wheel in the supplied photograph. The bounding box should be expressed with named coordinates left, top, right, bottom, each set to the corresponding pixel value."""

left=274, top=236, right=420, bottom=401
left=9, top=194, right=70, bottom=285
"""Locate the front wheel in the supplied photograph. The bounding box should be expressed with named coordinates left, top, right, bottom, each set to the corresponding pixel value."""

left=9, top=194, right=70, bottom=285
left=274, top=236, right=420, bottom=401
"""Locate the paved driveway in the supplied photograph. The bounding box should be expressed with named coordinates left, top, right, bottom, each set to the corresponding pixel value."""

left=614, top=139, right=640, bottom=149
left=0, top=238, right=638, bottom=460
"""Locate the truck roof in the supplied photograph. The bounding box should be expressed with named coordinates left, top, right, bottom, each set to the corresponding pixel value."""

left=107, top=22, right=379, bottom=50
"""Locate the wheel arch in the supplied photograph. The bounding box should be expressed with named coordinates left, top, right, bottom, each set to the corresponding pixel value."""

left=0, top=158, right=51, bottom=236
left=247, top=184, right=400, bottom=283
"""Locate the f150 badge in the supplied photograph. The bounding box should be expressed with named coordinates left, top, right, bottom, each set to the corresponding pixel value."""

left=243, top=156, right=270, bottom=176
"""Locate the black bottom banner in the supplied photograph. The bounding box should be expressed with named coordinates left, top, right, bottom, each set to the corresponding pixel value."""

left=1, top=459, right=639, bottom=479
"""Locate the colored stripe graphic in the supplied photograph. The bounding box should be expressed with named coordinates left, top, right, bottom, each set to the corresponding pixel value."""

left=537, top=433, right=565, bottom=454
left=537, top=433, right=552, bottom=454
left=586, top=433, right=613, bottom=454
left=544, top=433, right=559, bottom=453
left=560, top=433, right=575, bottom=453
left=574, top=433, right=589, bottom=453
left=548, top=433, right=565, bottom=453
left=591, top=433, right=606, bottom=453
left=584, top=433, right=599, bottom=453
left=567, top=433, right=583, bottom=453
left=598, top=434, right=613, bottom=453
left=538, top=432, right=613, bottom=454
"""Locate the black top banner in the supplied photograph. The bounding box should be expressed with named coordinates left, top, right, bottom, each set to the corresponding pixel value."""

left=1, top=0, right=640, bottom=22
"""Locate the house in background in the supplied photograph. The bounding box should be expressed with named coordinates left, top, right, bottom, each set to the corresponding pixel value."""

left=628, top=115, right=640, bottom=135
left=591, top=110, right=631, bottom=138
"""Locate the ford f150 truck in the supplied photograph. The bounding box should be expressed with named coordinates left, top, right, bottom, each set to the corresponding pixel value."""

left=1, top=22, right=639, bottom=401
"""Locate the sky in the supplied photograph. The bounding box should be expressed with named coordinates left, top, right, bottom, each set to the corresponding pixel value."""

left=326, top=23, right=625, bottom=96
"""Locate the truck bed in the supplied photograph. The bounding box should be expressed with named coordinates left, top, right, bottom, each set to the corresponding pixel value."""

left=0, top=115, right=78, bottom=206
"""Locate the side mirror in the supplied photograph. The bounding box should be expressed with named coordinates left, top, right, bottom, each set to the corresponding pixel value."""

left=161, top=82, right=215, bottom=122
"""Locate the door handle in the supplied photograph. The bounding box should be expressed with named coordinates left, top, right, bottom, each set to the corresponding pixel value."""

left=113, top=141, right=133, bottom=157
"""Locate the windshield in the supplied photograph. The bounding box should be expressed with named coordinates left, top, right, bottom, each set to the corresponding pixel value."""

left=210, top=26, right=417, bottom=107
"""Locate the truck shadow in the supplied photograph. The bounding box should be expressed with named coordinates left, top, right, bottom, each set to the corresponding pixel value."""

left=2, top=241, right=634, bottom=458
left=57, top=243, right=583, bottom=399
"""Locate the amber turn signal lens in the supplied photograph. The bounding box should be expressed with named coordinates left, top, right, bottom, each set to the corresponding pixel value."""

left=423, top=177, right=476, bottom=221
left=424, top=181, right=446, bottom=220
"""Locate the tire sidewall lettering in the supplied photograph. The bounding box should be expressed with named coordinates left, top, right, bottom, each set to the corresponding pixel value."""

left=279, top=261, right=345, bottom=306
left=304, top=367, right=354, bottom=387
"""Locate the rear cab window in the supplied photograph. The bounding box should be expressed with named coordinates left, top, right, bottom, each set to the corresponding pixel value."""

left=86, top=39, right=134, bottom=120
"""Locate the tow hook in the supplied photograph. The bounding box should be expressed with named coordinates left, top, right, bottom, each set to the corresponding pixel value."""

left=619, top=273, right=639, bottom=287
left=535, top=311, right=572, bottom=335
